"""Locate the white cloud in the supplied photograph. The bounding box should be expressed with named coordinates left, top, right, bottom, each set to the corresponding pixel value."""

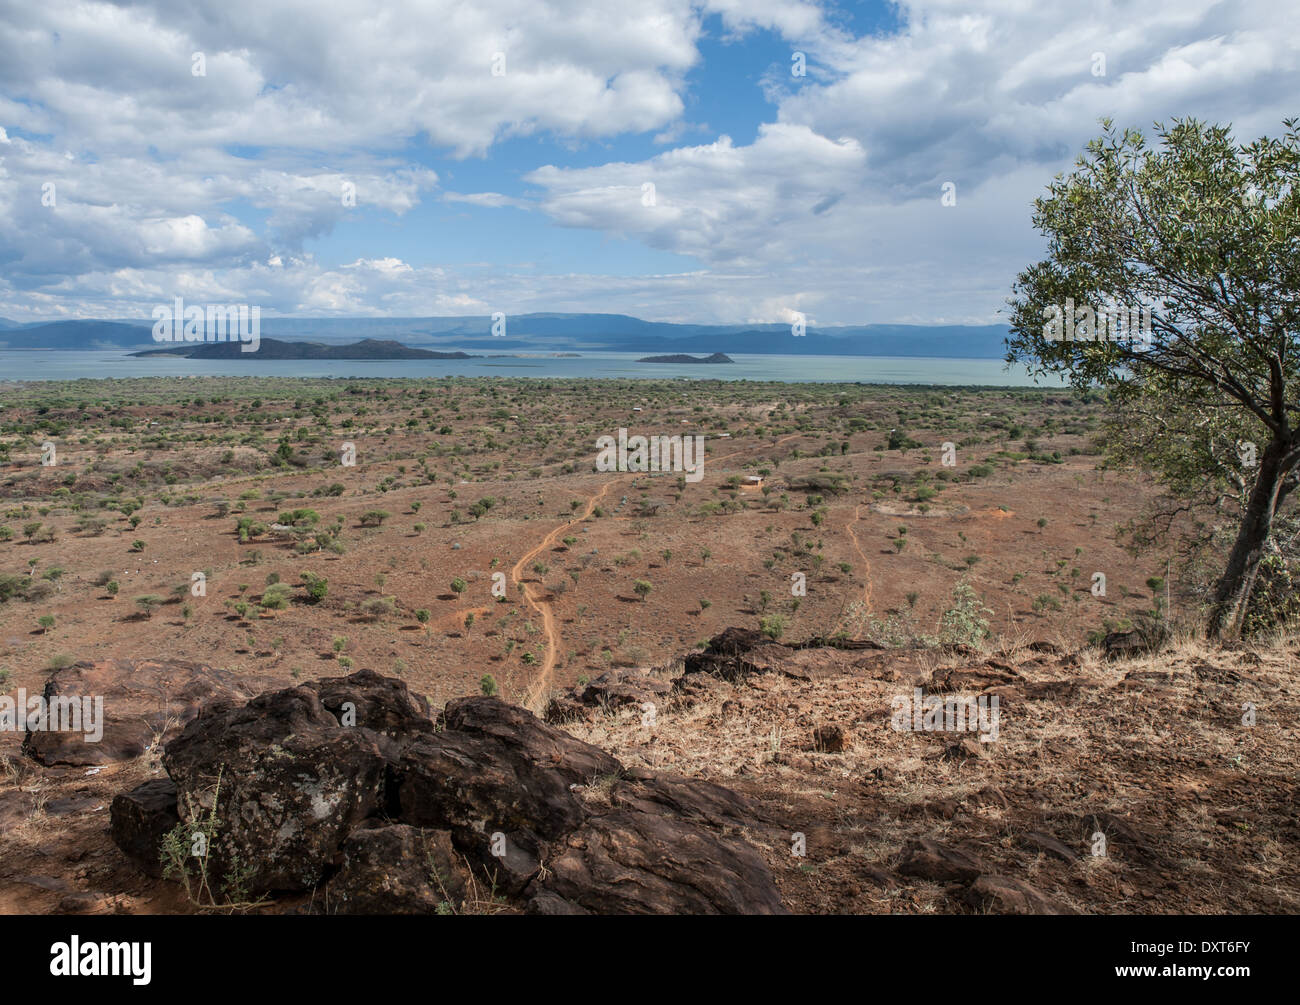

left=2, top=0, right=1297, bottom=323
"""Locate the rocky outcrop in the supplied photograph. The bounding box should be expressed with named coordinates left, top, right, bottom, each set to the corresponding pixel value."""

left=544, top=669, right=672, bottom=723
left=681, top=627, right=797, bottom=682
left=161, top=679, right=396, bottom=892
left=537, top=808, right=784, bottom=915
left=110, top=668, right=786, bottom=914
left=22, top=659, right=270, bottom=766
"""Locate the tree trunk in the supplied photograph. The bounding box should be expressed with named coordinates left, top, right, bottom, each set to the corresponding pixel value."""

left=1207, top=440, right=1288, bottom=639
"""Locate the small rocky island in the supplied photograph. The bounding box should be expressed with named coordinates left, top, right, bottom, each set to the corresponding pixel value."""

left=637, top=352, right=734, bottom=364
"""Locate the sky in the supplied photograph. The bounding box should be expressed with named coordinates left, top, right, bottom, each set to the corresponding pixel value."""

left=0, top=0, right=1296, bottom=326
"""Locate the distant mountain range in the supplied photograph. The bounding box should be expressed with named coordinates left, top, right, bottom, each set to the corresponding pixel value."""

left=130, top=338, right=478, bottom=360
left=0, top=313, right=1011, bottom=358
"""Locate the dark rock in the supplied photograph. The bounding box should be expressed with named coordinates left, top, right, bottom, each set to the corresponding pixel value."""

left=162, top=681, right=395, bottom=892
left=400, top=698, right=622, bottom=894
left=109, top=778, right=179, bottom=878
left=57, top=893, right=119, bottom=914
left=986, top=679, right=1083, bottom=705
left=861, top=864, right=900, bottom=888
left=940, top=737, right=988, bottom=762
left=966, top=874, right=1073, bottom=914
left=536, top=810, right=787, bottom=915
left=44, top=796, right=101, bottom=816
left=544, top=670, right=670, bottom=723
left=311, top=667, right=434, bottom=744
left=441, top=696, right=622, bottom=787
left=454, top=825, right=546, bottom=896
left=811, top=724, right=850, bottom=753
left=929, top=663, right=1020, bottom=693
left=1103, top=629, right=1162, bottom=659
left=327, top=824, right=467, bottom=914
left=527, top=889, right=592, bottom=915
left=107, top=673, right=786, bottom=915
left=398, top=730, right=609, bottom=841
left=22, top=659, right=270, bottom=766
left=1021, top=830, right=1078, bottom=862
left=896, top=838, right=985, bottom=882
left=1077, top=810, right=1163, bottom=862
left=680, top=627, right=794, bottom=683
left=609, top=773, right=768, bottom=830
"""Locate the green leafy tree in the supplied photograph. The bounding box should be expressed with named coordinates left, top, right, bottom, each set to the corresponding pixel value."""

left=1007, top=118, right=1300, bottom=638
left=135, top=594, right=163, bottom=619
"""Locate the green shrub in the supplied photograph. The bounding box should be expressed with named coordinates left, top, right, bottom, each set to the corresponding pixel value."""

left=299, top=571, right=329, bottom=603
left=261, top=583, right=293, bottom=610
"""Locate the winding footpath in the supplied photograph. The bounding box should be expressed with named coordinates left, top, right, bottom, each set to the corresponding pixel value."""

left=512, top=435, right=810, bottom=709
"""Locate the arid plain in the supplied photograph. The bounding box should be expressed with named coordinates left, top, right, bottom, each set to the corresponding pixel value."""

left=1, top=377, right=1294, bottom=914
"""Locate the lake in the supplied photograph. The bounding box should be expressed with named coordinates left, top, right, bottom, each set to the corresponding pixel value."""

left=0, top=350, right=1064, bottom=386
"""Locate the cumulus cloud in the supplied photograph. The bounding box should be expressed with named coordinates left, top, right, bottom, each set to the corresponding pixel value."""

left=1, top=0, right=1296, bottom=323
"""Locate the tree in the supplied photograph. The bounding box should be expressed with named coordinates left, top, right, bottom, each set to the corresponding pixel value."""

left=261, top=583, right=293, bottom=609
left=135, top=594, right=163, bottom=618
left=1006, top=118, right=1300, bottom=639
left=633, top=579, right=653, bottom=602
left=299, top=571, right=329, bottom=603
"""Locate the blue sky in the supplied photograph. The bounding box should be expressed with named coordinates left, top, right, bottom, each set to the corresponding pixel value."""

left=0, top=0, right=1296, bottom=324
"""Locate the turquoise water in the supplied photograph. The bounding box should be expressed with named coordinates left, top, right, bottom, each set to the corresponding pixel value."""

left=0, top=349, right=1063, bottom=386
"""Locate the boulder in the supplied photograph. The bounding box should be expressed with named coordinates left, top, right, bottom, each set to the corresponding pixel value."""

left=108, top=672, right=786, bottom=915
left=399, top=699, right=622, bottom=894
left=327, top=824, right=468, bottom=914
left=22, top=659, right=268, bottom=766
left=312, top=667, right=435, bottom=744
left=928, top=662, right=1020, bottom=693
left=161, top=679, right=408, bottom=892
left=608, top=773, right=768, bottom=831
left=109, top=778, right=180, bottom=878
left=441, top=695, right=622, bottom=786
left=681, top=627, right=795, bottom=683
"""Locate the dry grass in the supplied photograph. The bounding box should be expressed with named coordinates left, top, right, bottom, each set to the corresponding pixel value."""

left=559, top=638, right=1300, bottom=914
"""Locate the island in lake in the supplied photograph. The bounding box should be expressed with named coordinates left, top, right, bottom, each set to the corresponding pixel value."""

left=130, top=338, right=480, bottom=360
left=637, top=352, right=734, bottom=364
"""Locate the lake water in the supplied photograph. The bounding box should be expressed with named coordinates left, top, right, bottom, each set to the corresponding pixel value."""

left=0, top=350, right=1064, bottom=386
